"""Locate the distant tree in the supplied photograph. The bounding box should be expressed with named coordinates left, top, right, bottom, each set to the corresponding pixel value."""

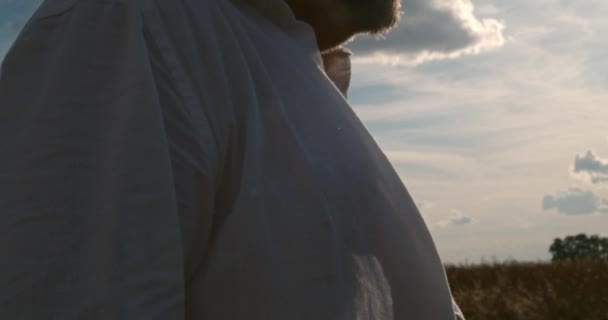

left=549, top=233, right=608, bottom=262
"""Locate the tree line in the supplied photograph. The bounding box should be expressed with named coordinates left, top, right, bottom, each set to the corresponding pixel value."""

left=550, top=233, right=608, bottom=262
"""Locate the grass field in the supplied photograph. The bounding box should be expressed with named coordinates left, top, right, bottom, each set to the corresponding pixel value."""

left=446, top=260, right=608, bottom=320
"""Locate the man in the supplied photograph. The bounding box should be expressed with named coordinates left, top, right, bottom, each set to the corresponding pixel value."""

left=0, top=0, right=463, bottom=318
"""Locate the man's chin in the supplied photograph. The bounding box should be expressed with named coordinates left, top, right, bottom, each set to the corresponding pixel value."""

left=322, top=0, right=400, bottom=50
left=317, top=30, right=355, bottom=52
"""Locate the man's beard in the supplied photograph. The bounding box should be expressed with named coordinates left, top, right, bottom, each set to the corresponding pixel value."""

left=347, top=0, right=401, bottom=35
left=286, top=0, right=401, bottom=52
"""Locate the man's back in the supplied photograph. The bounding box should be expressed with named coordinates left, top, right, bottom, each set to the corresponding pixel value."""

left=0, top=0, right=457, bottom=318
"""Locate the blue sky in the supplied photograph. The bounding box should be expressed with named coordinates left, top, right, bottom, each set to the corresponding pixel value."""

left=2, top=0, right=607, bottom=263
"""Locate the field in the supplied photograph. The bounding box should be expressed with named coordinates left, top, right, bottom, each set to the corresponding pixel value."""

left=446, top=260, right=608, bottom=320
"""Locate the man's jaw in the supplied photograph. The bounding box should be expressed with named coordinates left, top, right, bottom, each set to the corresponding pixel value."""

left=349, top=0, right=401, bottom=35
left=315, top=24, right=356, bottom=52
left=285, top=0, right=401, bottom=52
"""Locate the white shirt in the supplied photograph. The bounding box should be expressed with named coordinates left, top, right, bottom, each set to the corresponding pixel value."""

left=0, top=0, right=461, bottom=318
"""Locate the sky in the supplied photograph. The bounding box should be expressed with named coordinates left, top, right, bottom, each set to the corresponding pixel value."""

left=1, top=0, right=607, bottom=264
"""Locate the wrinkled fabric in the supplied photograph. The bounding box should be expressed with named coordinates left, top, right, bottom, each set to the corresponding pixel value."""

left=0, top=0, right=460, bottom=319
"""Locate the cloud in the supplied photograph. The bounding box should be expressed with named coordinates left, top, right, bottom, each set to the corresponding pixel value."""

left=542, top=188, right=603, bottom=215
left=571, top=150, right=608, bottom=184
left=438, top=210, right=474, bottom=227
left=347, top=0, right=505, bottom=65
left=416, top=200, right=434, bottom=210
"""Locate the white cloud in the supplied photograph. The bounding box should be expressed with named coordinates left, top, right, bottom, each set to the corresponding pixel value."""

left=438, top=210, right=475, bottom=227
left=416, top=200, right=435, bottom=210
left=347, top=0, right=506, bottom=65
left=542, top=188, right=603, bottom=215
left=571, top=150, right=608, bottom=184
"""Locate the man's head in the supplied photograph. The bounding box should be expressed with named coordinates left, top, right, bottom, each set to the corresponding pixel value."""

left=285, top=0, right=401, bottom=52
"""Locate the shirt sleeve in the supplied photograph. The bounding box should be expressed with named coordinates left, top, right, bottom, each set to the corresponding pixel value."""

left=0, top=2, right=216, bottom=318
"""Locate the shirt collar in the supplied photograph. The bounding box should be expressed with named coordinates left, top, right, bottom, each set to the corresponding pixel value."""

left=235, top=0, right=353, bottom=98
